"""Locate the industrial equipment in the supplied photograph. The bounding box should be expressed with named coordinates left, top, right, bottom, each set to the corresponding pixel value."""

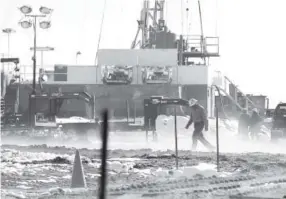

left=271, top=103, right=286, bottom=141
left=1, top=91, right=98, bottom=136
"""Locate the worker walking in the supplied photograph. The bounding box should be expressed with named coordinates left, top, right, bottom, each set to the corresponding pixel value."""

left=185, top=98, right=215, bottom=151
left=238, top=108, right=250, bottom=140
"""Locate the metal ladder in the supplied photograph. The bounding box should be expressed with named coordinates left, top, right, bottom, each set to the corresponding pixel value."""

left=1, top=97, right=5, bottom=130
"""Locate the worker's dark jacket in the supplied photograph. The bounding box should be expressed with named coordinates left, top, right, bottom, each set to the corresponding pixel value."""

left=238, top=113, right=250, bottom=134
left=249, top=112, right=262, bottom=132
left=185, top=104, right=208, bottom=129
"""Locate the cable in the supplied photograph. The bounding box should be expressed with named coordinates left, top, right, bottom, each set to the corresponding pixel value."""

left=165, top=0, right=168, bottom=27
left=197, top=0, right=204, bottom=38
left=95, top=0, right=107, bottom=65
left=181, top=0, right=184, bottom=35
left=215, top=0, right=218, bottom=36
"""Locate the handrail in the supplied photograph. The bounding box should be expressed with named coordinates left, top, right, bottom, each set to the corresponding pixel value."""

left=224, top=76, right=257, bottom=109
left=216, top=86, right=243, bottom=110
left=183, top=35, right=219, bottom=55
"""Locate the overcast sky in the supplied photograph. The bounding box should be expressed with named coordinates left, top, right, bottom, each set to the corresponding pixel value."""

left=1, top=0, right=286, bottom=108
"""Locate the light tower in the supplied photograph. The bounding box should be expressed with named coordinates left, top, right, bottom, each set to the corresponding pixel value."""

left=2, top=28, right=16, bottom=58
left=18, top=5, right=53, bottom=94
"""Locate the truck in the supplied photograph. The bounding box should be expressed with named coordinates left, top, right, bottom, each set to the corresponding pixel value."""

left=271, top=103, right=286, bottom=141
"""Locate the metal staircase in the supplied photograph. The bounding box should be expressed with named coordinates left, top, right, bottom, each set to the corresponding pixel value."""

left=212, top=73, right=262, bottom=118
left=216, top=86, right=243, bottom=111
left=1, top=97, right=4, bottom=115
left=1, top=97, right=4, bottom=130
left=223, top=76, right=258, bottom=110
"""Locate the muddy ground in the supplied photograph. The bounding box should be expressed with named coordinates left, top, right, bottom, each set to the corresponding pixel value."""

left=2, top=144, right=286, bottom=198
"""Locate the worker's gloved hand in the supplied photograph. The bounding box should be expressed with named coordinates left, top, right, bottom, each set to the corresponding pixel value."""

left=205, top=126, right=208, bottom=131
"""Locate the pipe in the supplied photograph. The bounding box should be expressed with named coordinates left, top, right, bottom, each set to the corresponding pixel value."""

left=212, top=85, right=221, bottom=172
left=215, top=102, right=219, bottom=172
left=126, top=100, right=129, bottom=123
left=174, top=107, right=178, bottom=169
left=99, top=109, right=108, bottom=199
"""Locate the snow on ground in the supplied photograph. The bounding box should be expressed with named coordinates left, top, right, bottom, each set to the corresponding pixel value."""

left=2, top=115, right=286, bottom=198
left=3, top=115, right=282, bottom=154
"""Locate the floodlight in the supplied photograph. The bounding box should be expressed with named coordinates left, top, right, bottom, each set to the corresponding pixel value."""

left=19, top=5, right=32, bottom=14
left=39, top=21, right=51, bottom=29
left=39, top=6, right=53, bottom=15
left=19, top=20, right=32, bottom=29
left=2, top=28, right=16, bottom=34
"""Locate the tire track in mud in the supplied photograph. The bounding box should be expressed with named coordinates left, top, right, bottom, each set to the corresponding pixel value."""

left=107, top=175, right=286, bottom=198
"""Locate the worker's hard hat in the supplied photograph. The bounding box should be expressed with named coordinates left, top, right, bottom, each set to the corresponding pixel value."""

left=242, top=108, right=247, bottom=113
left=189, top=98, right=198, bottom=107
left=252, top=108, right=258, bottom=113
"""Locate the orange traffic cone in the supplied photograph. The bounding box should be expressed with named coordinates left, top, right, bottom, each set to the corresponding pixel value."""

left=71, top=150, right=86, bottom=188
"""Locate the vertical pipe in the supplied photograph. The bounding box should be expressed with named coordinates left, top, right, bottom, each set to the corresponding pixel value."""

left=224, top=76, right=227, bottom=92
left=136, top=56, right=139, bottom=84
left=126, top=100, right=129, bottom=123
left=24, top=65, right=26, bottom=81
left=210, top=86, right=214, bottom=118
left=215, top=98, right=220, bottom=172
left=32, top=17, right=37, bottom=94
left=178, top=35, right=183, bottom=66
left=99, top=109, right=108, bottom=199
left=174, top=107, right=178, bottom=169
left=246, top=99, right=249, bottom=111
left=134, top=101, right=136, bottom=123
left=147, top=119, right=151, bottom=141
left=41, top=51, right=44, bottom=70
left=7, top=33, right=10, bottom=71
left=198, top=0, right=204, bottom=39
left=93, top=95, right=96, bottom=119
left=29, top=94, right=32, bottom=127
left=7, top=33, right=10, bottom=58
left=176, top=63, right=179, bottom=84
left=180, top=0, right=184, bottom=35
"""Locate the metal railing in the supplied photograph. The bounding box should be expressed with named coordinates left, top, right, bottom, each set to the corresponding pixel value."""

left=183, top=35, right=219, bottom=55
left=8, top=65, right=56, bottom=83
